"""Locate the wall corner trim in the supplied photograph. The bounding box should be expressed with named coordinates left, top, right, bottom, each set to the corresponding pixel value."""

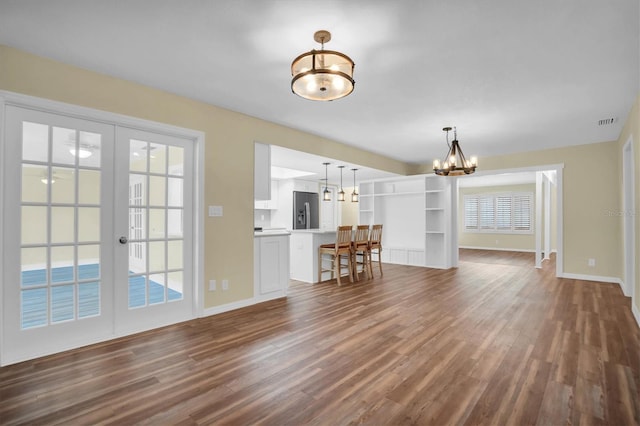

left=633, top=303, right=640, bottom=329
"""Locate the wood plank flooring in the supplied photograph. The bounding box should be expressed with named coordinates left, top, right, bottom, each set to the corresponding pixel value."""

left=1, top=251, right=639, bottom=425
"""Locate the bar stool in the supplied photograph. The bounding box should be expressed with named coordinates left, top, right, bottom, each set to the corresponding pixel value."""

left=318, top=225, right=354, bottom=286
left=351, top=225, right=370, bottom=281
left=368, top=224, right=383, bottom=277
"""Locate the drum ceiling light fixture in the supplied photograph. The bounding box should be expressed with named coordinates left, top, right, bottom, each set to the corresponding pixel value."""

left=291, top=30, right=355, bottom=101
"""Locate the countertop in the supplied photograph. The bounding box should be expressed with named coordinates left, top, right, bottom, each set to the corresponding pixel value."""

left=289, top=229, right=337, bottom=234
left=254, top=229, right=291, bottom=237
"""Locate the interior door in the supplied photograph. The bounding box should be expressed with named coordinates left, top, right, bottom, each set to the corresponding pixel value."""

left=2, top=106, right=115, bottom=364
left=113, top=127, right=194, bottom=334
left=2, top=104, right=196, bottom=365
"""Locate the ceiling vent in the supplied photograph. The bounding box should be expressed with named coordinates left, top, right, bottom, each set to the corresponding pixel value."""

left=598, top=117, right=617, bottom=126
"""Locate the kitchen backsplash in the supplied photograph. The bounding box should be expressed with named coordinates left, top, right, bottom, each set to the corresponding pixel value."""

left=254, top=209, right=271, bottom=228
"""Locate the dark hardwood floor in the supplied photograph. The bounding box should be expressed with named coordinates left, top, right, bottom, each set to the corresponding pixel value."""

left=1, top=251, right=639, bottom=425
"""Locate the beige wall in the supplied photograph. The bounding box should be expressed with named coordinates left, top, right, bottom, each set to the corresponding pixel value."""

left=2, top=44, right=637, bottom=315
left=458, top=184, right=537, bottom=251
left=416, top=140, right=622, bottom=278
left=0, top=45, right=408, bottom=309
left=616, top=94, right=640, bottom=315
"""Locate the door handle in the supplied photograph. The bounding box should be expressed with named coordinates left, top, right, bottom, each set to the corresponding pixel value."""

left=119, top=236, right=128, bottom=244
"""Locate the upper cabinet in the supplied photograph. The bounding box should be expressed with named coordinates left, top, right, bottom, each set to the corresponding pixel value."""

left=254, top=142, right=271, bottom=200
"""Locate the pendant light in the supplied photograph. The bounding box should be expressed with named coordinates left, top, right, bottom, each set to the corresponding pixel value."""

left=433, top=127, right=477, bottom=176
left=337, top=165, right=345, bottom=201
left=291, top=30, right=355, bottom=101
left=322, top=162, right=331, bottom=201
left=351, top=168, right=359, bottom=202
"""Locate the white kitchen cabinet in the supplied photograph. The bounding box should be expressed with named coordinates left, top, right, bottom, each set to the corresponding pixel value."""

left=254, top=180, right=279, bottom=209
left=254, top=232, right=290, bottom=301
left=254, top=142, right=271, bottom=200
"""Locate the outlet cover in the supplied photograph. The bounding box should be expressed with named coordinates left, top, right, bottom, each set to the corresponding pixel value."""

left=588, top=258, right=596, bottom=267
left=222, top=279, right=229, bottom=290
left=209, top=279, right=216, bottom=291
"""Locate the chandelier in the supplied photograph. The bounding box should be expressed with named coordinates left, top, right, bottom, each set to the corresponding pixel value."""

left=291, top=30, right=355, bottom=101
left=433, top=127, right=477, bottom=176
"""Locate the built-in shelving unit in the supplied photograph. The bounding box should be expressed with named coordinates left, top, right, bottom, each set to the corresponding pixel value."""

left=358, top=174, right=454, bottom=269
left=424, top=176, right=450, bottom=268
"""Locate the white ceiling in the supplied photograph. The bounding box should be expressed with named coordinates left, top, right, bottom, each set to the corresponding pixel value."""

left=0, top=0, right=638, bottom=174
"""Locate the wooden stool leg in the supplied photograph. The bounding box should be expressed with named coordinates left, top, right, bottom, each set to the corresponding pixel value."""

left=335, top=255, right=341, bottom=286
left=318, top=251, right=322, bottom=283
left=377, top=249, right=383, bottom=276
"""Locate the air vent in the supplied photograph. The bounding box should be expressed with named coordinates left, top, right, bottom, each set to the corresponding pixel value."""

left=598, top=117, right=617, bottom=126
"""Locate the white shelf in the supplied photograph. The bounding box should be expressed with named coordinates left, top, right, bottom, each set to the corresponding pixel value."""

left=374, top=191, right=423, bottom=197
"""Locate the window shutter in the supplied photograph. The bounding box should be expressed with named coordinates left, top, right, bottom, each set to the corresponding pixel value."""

left=496, top=196, right=512, bottom=230
left=464, top=196, right=478, bottom=230
left=479, top=197, right=495, bottom=229
left=513, top=194, right=532, bottom=231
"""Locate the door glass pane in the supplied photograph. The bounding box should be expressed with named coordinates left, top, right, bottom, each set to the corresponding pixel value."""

left=149, top=176, right=165, bottom=206
left=148, top=241, right=165, bottom=272
left=168, top=240, right=183, bottom=270
left=22, top=288, right=48, bottom=328
left=129, top=243, right=146, bottom=274
left=79, top=281, right=100, bottom=318
left=168, top=271, right=183, bottom=301
left=167, top=178, right=183, bottom=207
left=78, top=131, right=101, bottom=168
left=130, top=139, right=148, bottom=172
left=22, top=164, right=48, bottom=202
left=51, top=245, right=74, bottom=284
left=22, top=121, right=49, bottom=163
left=52, top=126, right=76, bottom=165
left=51, top=285, right=75, bottom=322
left=78, top=207, right=100, bottom=242
left=128, top=275, right=146, bottom=308
left=149, top=208, right=165, bottom=239
left=21, top=247, right=47, bottom=287
left=149, top=273, right=165, bottom=304
left=21, top=206, right=48, bottom=245
left=51, top=167, right=75, bottom=204
left=149, top=143, right=166, bottom=174
left=129, top=208, right=146, bottom=240
left=78, top=245, right=100, bottom=280
left=168, top=209, right=183, bottom=238
left=78, top=169, right=100, bottom=204
left=168, top=146, right=184, bottom=176
left=51, top=207, right=75, bottom=243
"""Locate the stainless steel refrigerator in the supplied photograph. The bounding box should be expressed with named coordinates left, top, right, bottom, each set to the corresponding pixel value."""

left=293, top=191, right=319, bottom=229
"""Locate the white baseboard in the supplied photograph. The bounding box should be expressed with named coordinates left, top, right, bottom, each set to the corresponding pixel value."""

left=560, top=272, right=623, bottom=285
left=201, top=297, right=258, bottom=317
left=459, top=246, right=535, bottom=253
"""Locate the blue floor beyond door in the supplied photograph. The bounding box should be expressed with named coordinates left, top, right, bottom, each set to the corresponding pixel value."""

left=20, top=265, right=182, bottom=329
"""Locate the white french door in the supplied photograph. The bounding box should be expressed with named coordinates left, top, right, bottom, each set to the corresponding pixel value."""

left=2, top=104, right=195, bottom=365
left=113, top=127, right=194, bottom=333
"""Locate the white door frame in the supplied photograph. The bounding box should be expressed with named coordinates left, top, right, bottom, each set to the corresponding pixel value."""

left=0, top=91, right=205, bottom=365
left=622, top=136, right=636, bottom=300
left=453, top=163, right=564, bottom=277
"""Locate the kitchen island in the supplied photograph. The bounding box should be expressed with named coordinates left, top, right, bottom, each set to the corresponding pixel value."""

left=289, top=229, right=337, bottom=283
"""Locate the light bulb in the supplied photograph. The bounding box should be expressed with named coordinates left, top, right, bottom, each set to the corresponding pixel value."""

left=433, top=159, right=441, bottom=169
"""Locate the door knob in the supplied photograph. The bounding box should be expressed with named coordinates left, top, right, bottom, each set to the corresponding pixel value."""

left=119, top=236, right=128, bottom=244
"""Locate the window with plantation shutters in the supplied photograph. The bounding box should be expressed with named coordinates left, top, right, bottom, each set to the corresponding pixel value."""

left=464, top=192, right=533, bottom=234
